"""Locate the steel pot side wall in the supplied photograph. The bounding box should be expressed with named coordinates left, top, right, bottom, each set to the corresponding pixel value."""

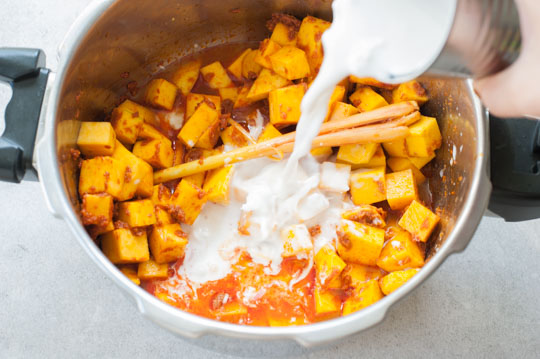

left=39, top=0, right=491, bottom=345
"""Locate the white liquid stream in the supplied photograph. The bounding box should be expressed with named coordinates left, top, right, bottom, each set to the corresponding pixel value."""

left=179, top=0, right=456, bottom=284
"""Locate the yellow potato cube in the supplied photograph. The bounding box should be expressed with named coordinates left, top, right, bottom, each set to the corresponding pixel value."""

left=119, top=266, right=140, bottom=285
left=88, top=221, right=115, bottom=238
left=328, top=102, right=359, bottom=122
left=184, top=172, right=206, bottom=188
left=392, top=80, right=429, bottom=105
left=246, top=68, right=290, bottom=102
left=314, top=287, right=341, bottom=319
left=270, top=22, right=297, bottom=47
left=172, top=59, right=201, bottom=96
left=233, top=85, right=253, bottom=109
left=218, top=87, right=240, bottom=103
left=169, top=179, right=208, bottom=225
left=155, top=206, right=173, bottom=226
left=257, top=123, right=282, bottom=142
left=382, top=139, right=408, bottom=158
left=315, top=246, right=346, bottom=286
left=349, top=167, right=386, bottom=205
left=310, top=147, right=333, bottom=162
left=379, top=268, right=420, bottom=295
left=297, top=16, right=331, bottom=74
left=81, top=193, right=113, bottom=226
left=338, top=220, right=385, bottom=266
left=101, top=228, right=149, bottom=264
left=349, top=76, right=397, bottom=90
left=405, top=116, right=442, bottom=157
left=255, top=39, right=282, bottom=69
left=349, top=87, right=388, bottom=112
left=117, top=199, right=156, bottom=228
left=151, top=184, right=171, bottom=206
left=376, top=227, right=425, bottom=272
left=203, top=165, right=234, bottom=205
left=408, top=153, right=435, bottom=170
left=342, top=204, right=386, bottom=228
left=324, top=86, right=346, bottom=121
left=269, top=46, right=310, bottom=80
left=178, top=102, right=219, bottom=148
left=79, top=156, right=125, bottom=199
left=138, top=258, right=169, bottom=280
left=268, top=83, right=306, bottom=127
left=221, top=124, right=250, bottom=149
left=388, top=157, right=426, bottom=184
left=113, top=141, right=153, bottom=201
left=185, top=93, right=221, bottom=119
left=242, top=48, right=262, bottom=80
left=76, top=122, right=116, bottom=157
left=138, top=123, right=168, bottom=142
left=385, top=169, right=418, bottom=210
left=280, top=224, right=313, bottom=259
left=228, top=48, right=251, bottom=79
left=337, top=143, right=378, bottom=166
left=111, top=101, right=144, bottom=145
left=201, top=61, right=233, bottom=89
left=173, top=143, right=185, bottom=166
left=398, top=200, right=440, bottom=242
left=195, top=118, right=221, bottom=150
left=132, top=138, right=174, bottom=169
left=145, top=78, right=177, bottom=111
left=214, top=302, right=248, bottom=321
left=342, top=263, right=385, bottom=287
left=354, top=145, right=386, bottom=169
left=342, top=279, right=384, bottom=316
left=149, top=223, right=188, bottom=264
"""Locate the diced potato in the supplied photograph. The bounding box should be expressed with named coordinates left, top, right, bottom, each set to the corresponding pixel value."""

left=349, top=76, right=397, bottom=90
left=76, top=122, right=116, bottom=157
left=310, top=147, right=333, bottom=162
left=218, top=87, right=240, bottom=103
left=324, top=86, right=346, bottom=122
left=145, top=78, right=177, bottom=111
left=376, top=227, right=425, bottom=272
left=257, top=123, right=282, bottom=142
left=228, top=49, right=251, bottom=79
left=342, top=204, right=386, bottom=228
left=186, top=93, right=221, bottom=119
left=385, top=169, right=418, bottom=210
left=151, top=184, right=171, bottom=206
left=338, top=220, right=385, bottom=266
left=242, top=48, right=262, bottom=79
left=138, top=258, right=169, bottom=280
left=79, top=156, right=125, bottom=199
left=233, top=86, right=253, bottom=109
left=221, top=123, right=250, bottom=149
left=169, top=179, right=208, bottom=225
left=405, top=116, right=442, bottom=157
left=349, top=167, right=386, bottom=205
left=246, top=69, right=290, bottom=102
left=203, top=165, right=234, bottom=205
left=149, top=223, right=188, bottom=264
left=349, top=87, right=388, bottom=112
left=133, top=138, right=174, bottom=169
left=315, top=245, right=346, bottom=286
left=392, top=80, right=429, bottom=105
left=398, top=200, right=440, bottom=242
left=255, top=39, right=282, bottom=69
left=314, top=287, right=341, bottom=319
left=184, top=172, right=206, bottom=188
left=172, top=59, right=201, bottom=95
left=139, top=123, right=168, bottom=142
left=195, top=117, right=222, bottom=150
left=319, top=162, right=351, bottom=193
left=178, top=102, right=219, bottom=148
left=342, top=279, right=384, bottom=315
left=119, top=266, right=140, bottom=285
left=281, top=224, right=313, bottom=259
left=268, top=83, right=306, bottom=127
left=113, top=141, right=153, bottom=201
left=155, top=206, right=173, bottom=226
left=101, top=228, right=149, bottom=264
left=111, top=101, right=144, bottom=145
left=342, top=263, right=385, bottom=287
left=337, top=143, right=378, bottom=166
left=328, top=102, right=359, bottom=122
left=271, top=22, right=297, bottom=47
left=214, top=301, right=248, bottom=320
left=354, top=145, right=386, bottom=169
left=408, top=153, right=435, bottom=170
left=388, top=157, right=426, bottom=184
left=269, top=46, right=310, bottom=80
left=201, top=61, right=233, bottom=89
left=379, top=268, right=420, bottom=295
left=88, top=221, right=115, bottom=238
left=297, top=16, right=331, bottom=74
left=81, top=193, right=113, bottom=226
left=117, top=199, right=156, bottom=228
left=382, top=138, right=408, bottom=158
left=173, top=143, right=185, bottom=166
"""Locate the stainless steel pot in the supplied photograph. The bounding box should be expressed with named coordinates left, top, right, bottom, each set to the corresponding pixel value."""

left=1, top=0, right=539, bottom=347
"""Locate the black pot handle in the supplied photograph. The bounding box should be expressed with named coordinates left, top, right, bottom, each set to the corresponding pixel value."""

left=488, top=115, right=540, bottom=221
left=0, top=48, right=50, bottom=183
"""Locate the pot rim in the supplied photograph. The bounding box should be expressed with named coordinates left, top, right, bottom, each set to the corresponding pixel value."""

left=35, top=0, right=492, bottom=346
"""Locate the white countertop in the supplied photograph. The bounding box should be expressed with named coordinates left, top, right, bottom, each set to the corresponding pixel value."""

left=1, top=1, right=539, bottom=357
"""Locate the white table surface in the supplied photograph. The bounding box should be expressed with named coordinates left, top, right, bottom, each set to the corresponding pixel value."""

left=1, top=1, right=539, bottom=358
